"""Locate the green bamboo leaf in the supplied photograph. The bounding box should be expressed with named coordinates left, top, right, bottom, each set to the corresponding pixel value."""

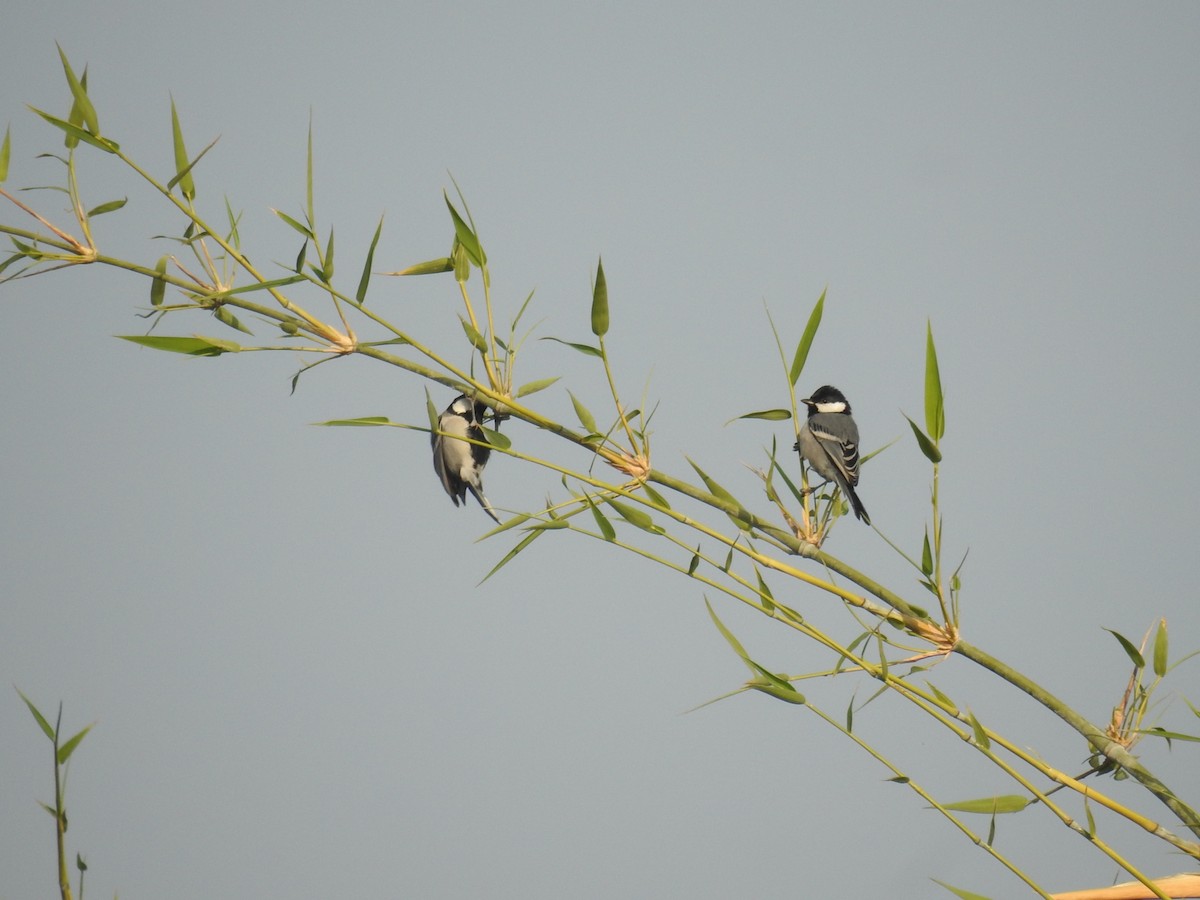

left=294, top=239, right=307, bottom=274
left=444, top=193, right=485, bottom=266
left=320, top=226, right=335, bottom=283
left=167, top=135, right=219, bottom=194
left=57, top=723, right=93, bottom=765
left=641, top=482, right=670, bottom=510
left=169, top=96, right=195, bottom=201
left=480, top=426, right=510, bottom=451
left=117, top=334, right=240, bottom=356
left=789, top=288, right=825, bottom=386
left=726, top=408, right=791, bottom=424
left=314, top=416, right=393, bottom=426
left=588, top=497, right=616, bottom=541
left=459, top=315, right=488, bottom=352
left=905, top=414, right=942, bottom=464
left=76, top=854, right=87, bottom=873
left=86, top=197, right=127, bottom=217
left=479, top=529, right=543, bottom=584
left=57, top=44, right=99, bottom=136
left=754, top=568, right=776, bottom=614
left=591, top=256, right=609, bottom=337
left=687, top=457, right=749, bottom=532
left=931, top=878, right=994, bottom=900
left=213, top=305, right=252, bottom=335
left=272, top=208, right=315, bottom=240
left=425, top=388, right=439, bottom=433
left=1104, top=628, right=1145, bottom=669
left=1153, top=619, right=1168, bottom=678
left=942, top=795, right=1029, bottom=815
left=605, top=498, right=663, bottom=534
left=750, top=673, right=806, bottom=705
left=515, top=376, right=561, bottom=398
left=355, top=215, right=384, bottom=304
left=0, top=125, right=11, bottom=183
left=17, top=689, right=56, bottom=742
left=927, top=682, right=958, bottom=714
left=687, top=547, right=700, bottom=576
left=921, top=528, right=933, bottom=576
left=540, top=336, right=602, bottom=357
left=305, top=116, right=315, bottom=231
left=925, top=320, right=945, bottom=442
left=966, top=710, right=991, bottom=749
left=389, top=257, right=454, bottom=276
left=705, top=598, right=753, bottom=665
left=219, top=274, right=308, bottom=296
left=150, top=255, right=168, bottom=307
left=568, top=391, right=598, bottom=434
left=27, top=107, right=118, bottom=154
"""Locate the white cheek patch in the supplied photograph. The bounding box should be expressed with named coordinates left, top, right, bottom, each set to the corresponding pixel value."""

left=814, top=401, right=847, bottom=414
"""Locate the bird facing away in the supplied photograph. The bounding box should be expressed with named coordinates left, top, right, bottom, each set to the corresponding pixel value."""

left=432, top=394, right=501, bottom=524
left=794, top=384, right=870, bottom=525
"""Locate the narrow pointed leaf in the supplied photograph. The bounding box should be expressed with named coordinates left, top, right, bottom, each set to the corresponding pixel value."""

left=272, top=208, right=315, bottom=240
left=458, top=315, right=488, bottom=352
left=27, top=107, right=118, bottom=153
left=515, top=376, right=561, bottom=398
left=921, top=528, right=933, bottom=576
left=320, top=226, right=335, bottom=283
left=444, top=193, right=485, bottom=266
left=389, top=257, right=454, bottom=276
left=925, top=321, right=945, bottom=441
left=705, top=598, right=753, bottom=666
left=167, top=135, right=219, bottom=193
left=568, top=391, right=598, bottom=434
left=641, top=482, right=670, bottom=510
left=687, top=547, right=700, bottom=576
left=1104, top=628, right=1145, bottom=668
left=213, top=305, right=252, bottom=335
left=86, top=197, right=127, bottom=217
left=1153, top=619, right=1168, bottom=678
left=789, top=288, right=825, bottom=386
left=942, top=795, right=1029, bottom=815
left=727, top=408, right=791, bottom=424
left=169, top=97, right=195, bottom=201
left=687, top=457, right=749, bottom=531
left=479, top=529, right=543, bottom=584
left=57, top=45, right=99, bottom=135
left=17, top=690, right=56, bottom=742
left=0, top=126, right=11, bottom=182
left=588, top=497, right=616, bottom=541
left=150, top=255, right=168, bottom=307
left=117, top=334, right=240, bottom=356
left=905, top=414, right=942, bottom=464
left=355, top=216, right=384, bottom=304
left=591, top=257, right=609, bottom=337
left=927, top=682, right=958, bottom=714
left=540, top=336, right=602, bottom=357
left=605, top=498, right=663, bottom=534
left=315, top=416, right=393, bottom=426
left=754, top=568, right=776, bottom=613
left=966, top=710, right=990, bottom=749
left=57, top=723, right=93, bottom=764
left=424, top=389, right=440, bottom=433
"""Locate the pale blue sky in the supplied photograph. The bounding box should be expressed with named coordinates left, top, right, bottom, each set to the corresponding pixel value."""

left=3, top=4, right=1199, bottom=898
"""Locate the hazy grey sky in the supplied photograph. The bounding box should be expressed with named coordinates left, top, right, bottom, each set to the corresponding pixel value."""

left=3, top=4, right=1198, bottom=898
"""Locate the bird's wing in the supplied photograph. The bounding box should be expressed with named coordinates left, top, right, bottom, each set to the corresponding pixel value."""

left=808, top=420, right=861, bottom=487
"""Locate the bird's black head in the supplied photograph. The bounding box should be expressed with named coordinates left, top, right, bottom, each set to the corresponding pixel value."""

left=449, top=394, right=489, bottom=425
left=801, top=385, right=850, bottom=416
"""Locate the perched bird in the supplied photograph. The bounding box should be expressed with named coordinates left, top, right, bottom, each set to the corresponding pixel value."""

left=432, top=394, right=501, bottom=524
left=794, top=384, right=870, bottom=525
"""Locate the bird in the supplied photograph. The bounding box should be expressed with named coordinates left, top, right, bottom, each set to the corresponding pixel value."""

left=432, top=394, right=501, bottom=524
left=794, top=384, right=870, bottom=525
